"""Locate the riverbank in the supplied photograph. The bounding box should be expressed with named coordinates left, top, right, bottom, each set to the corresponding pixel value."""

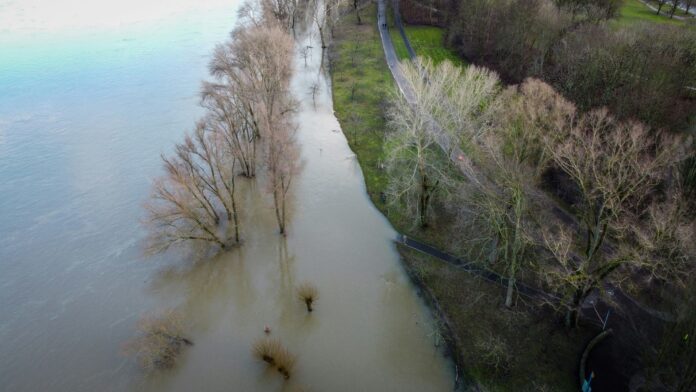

left=329, top=3, right=595, bottom=390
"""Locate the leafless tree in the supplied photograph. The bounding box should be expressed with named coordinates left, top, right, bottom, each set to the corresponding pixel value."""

left=201, top=83, right=259, bottom=178
left=457, top=132, right=536, bottom=308
left=265, top=116, right=301, bottom=235
left=425, top=60, right=500, bottom=149
left=206, top=24, right=295, bottom=179
left=669, top=0, right=681, bottom=17
left=309, top=83, right=320, bottom=109
left=500, top=78, right=577, bottom=174
left=123, top=310, right=193, bottom=372
left=656, top=0, right=669, bottom=14
left=539, top=109, right=685, bottom=327
left=299, top=46, right=311, bottom=67
left=353, top=0, right=362, bottom=24
left=384, top=61, right=459, bottom=228
left=314, top=0, right=344, bottom=49
left=145, top=122, right=241, bottom=253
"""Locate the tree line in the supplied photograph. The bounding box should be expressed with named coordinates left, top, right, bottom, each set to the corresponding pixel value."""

left=144, top=0, right=301, bottom=254
left=440, top=0, right=696, bottom=132
left=386, top=56, right=695, bottom=333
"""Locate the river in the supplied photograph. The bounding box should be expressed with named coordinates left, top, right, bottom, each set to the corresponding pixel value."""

left=0, top=0, right=453, bottom=390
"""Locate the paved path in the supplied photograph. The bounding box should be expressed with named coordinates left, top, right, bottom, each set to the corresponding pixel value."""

left=397, top=234, right=560, bottom=301
left=377, top=0, right=479, bottom=184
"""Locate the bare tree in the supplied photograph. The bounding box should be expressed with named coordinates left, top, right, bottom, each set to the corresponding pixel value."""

left=206, top=24, right=295, bottom=179
left=384, top=61, right=458, bottom=228
left=656, top=0, right=669, bottom=15
left=314, top=0, right=344, bottom=49
left=458, top=133, right=536, bottom=308
left=265, top=116, right=300, bottom=235
left=309, top=83, right=320, bottom=109
left=353, top=0, right=362, bottom=24
left=540, top=109, right=684, bottom=327
left=145, top=123, right=241, bottom=253
left=201, top=83, right=259, bottom=178
left=669, top=0, right=681, bottom=17
left=210, top=24, right=295, bottom=137
left=425, top=60, right=501, bottom=149
left=123, top=310, right=193, bottom=372
left=299, top=46, right=311, bottom=67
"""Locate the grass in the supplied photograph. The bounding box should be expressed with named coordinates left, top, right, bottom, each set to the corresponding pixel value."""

left=398, top=246, right=593, bottom=392
left=402, top=26, right=464, bottom=65
left=613, top=0, right=693, bottom=27
left=330, top=3, right=392, bottom=208
left=331, top=3, right=465, bottom=251
left=385, top=7, right=463, bottom=65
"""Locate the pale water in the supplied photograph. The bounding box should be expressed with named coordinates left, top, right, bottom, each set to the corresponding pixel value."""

left=0, top=1, right=453, bottom=390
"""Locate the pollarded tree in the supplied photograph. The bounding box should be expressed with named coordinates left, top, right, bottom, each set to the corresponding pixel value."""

left=540, top=108, right=685, bottom=327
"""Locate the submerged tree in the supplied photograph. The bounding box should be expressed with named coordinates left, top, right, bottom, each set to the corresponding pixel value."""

left=265, top=116, right=300, bottom=236
left=252, top=338, right=296, bottom=380
left=123, top=310, right=193, bottom=372
left=145, top=122, right=241, bottom=252
left=208, top=22, right=295, bottom=145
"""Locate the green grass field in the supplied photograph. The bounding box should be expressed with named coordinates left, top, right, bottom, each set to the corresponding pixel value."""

left=390, top=23, right=464, bottom=65
left=614, top=0, right=693, bottom=27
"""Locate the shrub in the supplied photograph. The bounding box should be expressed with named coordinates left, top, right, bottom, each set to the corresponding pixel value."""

left=123, top=310, right=193, bottom=372
left=297, top=282, right=318, bottom=312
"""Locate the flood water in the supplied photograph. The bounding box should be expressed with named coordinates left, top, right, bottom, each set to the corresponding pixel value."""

left=0, top=1, right=453, bottom=390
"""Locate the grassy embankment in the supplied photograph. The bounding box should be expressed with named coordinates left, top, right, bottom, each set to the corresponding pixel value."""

left=330, top=4, right=591, bottom=391
left=613, top=0, right=694, bottom=27
left=388, top=22, right=463, bottom=65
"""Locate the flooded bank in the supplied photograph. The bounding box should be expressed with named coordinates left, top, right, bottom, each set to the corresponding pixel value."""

left=0, top=1, right=453, bottom=390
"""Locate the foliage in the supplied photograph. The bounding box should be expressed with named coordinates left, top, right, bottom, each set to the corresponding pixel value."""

left=445, top=0, right=696, bottom=131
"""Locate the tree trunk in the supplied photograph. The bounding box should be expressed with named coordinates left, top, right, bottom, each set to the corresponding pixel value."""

left=505, top=277, right=515, bottom=308
left=354, top=0, right=362, bottom=24
left=565, top=288, right=584, bottom=328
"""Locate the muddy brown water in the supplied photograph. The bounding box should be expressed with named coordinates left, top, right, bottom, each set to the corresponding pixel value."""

left=0, top=1, right=453, bottom=390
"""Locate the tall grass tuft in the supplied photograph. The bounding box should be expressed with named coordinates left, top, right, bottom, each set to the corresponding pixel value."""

left=274, top=344, right=296, bottom=379
left=123, top=310, right=193, bottom=372
left=253, top=338, right=282, bottom=365
left=296, top=282, right=318, bottom=312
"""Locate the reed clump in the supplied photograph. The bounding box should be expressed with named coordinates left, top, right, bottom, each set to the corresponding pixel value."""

left=252, top=338, right=296, bottom=380
left=296, top=282, right=318, bottom=312
left=123, top=310, right=193, bottom=372
left=253, top=338, right=282, bottom=365
left=274, top=344, right=296, bottom=379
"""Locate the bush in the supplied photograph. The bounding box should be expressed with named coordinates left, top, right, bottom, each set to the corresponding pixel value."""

left=123, top=310, right=193, bottom=372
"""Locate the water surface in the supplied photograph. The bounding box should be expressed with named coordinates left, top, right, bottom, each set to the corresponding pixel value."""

left=0, top=1, right=453, bottom=390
